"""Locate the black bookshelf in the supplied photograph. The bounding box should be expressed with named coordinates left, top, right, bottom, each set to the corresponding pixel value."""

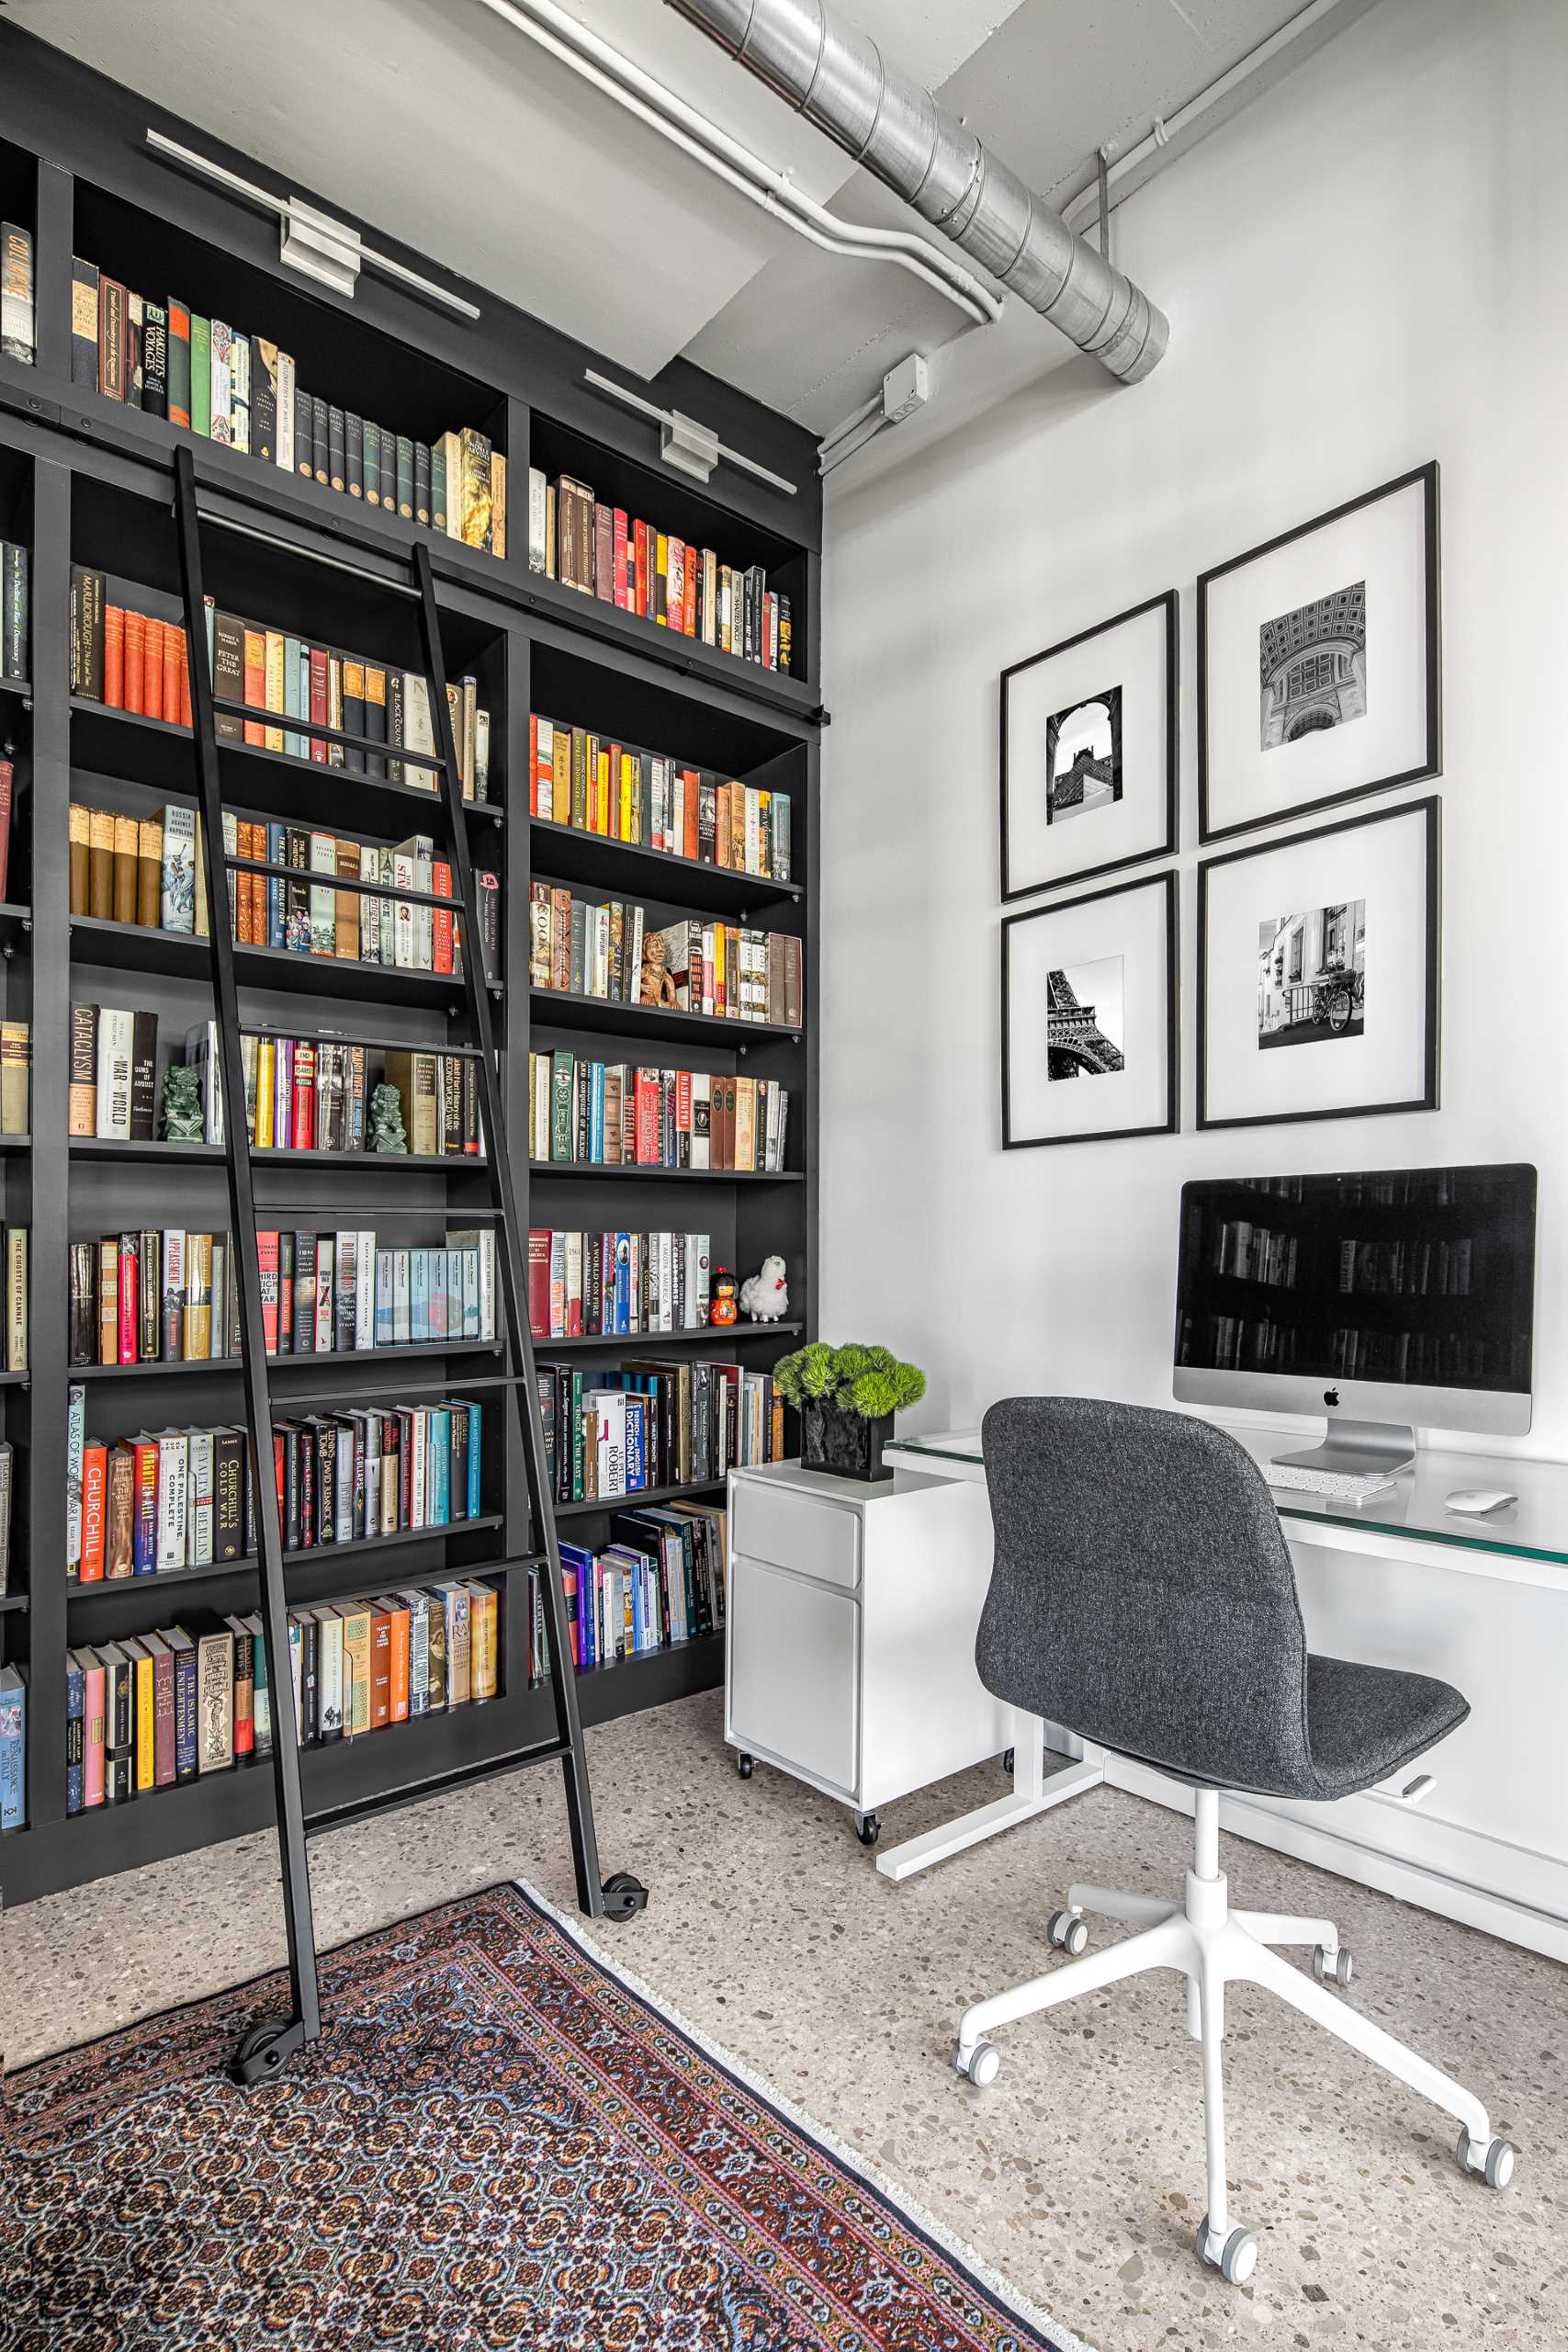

left=0, top=26, right=821, bottom=1907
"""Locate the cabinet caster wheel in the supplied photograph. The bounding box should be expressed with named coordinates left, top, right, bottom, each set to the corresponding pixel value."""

left=736, top=1752, right=754, bottom=1780
left=953, top=2037, right=1000, bottom=2088
left=1457, top=2128, right=1518, bottom=2188
left=230, top=2017, right=307, bottom=2088
left=1001, top=1747, right=1015, bottom=1776
left=1046, top=1908, right=1089, bottom=1957
left=600, top=1871, right=649, bottom=1922
left=1196, top=2217, right=1258, bottom=2285
left=854, top=1811, right=881, bottom=1848
left=1313, top=1942, right=1353, bottom=1987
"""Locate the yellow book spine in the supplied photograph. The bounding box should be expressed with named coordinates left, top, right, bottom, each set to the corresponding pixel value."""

left=264, top=630, right=285, bottom=753
left=256, top=1040, right=275, bottom=1148
left=135, top=1653, right=155, bottom=1791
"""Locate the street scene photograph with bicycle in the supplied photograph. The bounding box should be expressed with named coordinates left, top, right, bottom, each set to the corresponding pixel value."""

left=1258, top=898, right=1366, bottom=1048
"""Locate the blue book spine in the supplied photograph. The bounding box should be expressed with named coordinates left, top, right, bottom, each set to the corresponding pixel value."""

left=429, top=1248, right=448, bottom=1340
left=429, top=1408, right=452, bottom=1522
left=0, top=1672, right=24, bottom=1830
left=375, top=1250, right=394, bottom=1347
left=615, top=1234, right=631, bottom=1335
left=174, top=1651, right=198, bottom=1780
left=558, top=1544, right=593, bottom=1668
left=461, top=1249, right=479, bottom=1339
left=589, top=1063, right=604, bottom=1162
left=467, top=1402, right=482, bottom=1517
left=267, top=820, right=288, bottom=946
left=625, top=1398, right=645, bottom=1490
left=64, top=1658, right=85, bottom=1817
left=447, top=1255, right=462, bottom=1340
left=629, top=1558, right=645, bottom=1655
left=411, top=1250, right=430, bottom=1345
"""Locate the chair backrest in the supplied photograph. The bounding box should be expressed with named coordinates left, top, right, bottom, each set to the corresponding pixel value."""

left=976, top=1397, right=1314, bottom=1792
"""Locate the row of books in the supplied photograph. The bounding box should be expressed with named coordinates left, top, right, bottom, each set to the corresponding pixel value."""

left=531, top=888, right=805, bottom=1029
left=558, top=1498, right=728, bottom=1671
left=0, top=1664, right=23, bottom=1830
left=526, top=1228, right=716, bottom=1341
left=529, top=715, right=791, bottom=880
left=65, top=1579, right=500, bottom=1814
left=71, top=566, right=494, bottom=799
left=1178, top=1314, right=1295, bottom=1374
left=1338, top=1236, right=1474, bottom=1298
left=70, top=258, right=505, bottom=556
left=1, top=539, right=27, bottom=680
left=70, top=1223, right=497, bottom=1367
left=531, top=471, right=791, bottom=674
left=1, top=222, right=32, bottom=364
left=0, top=1018, right=26, bottom=1134
left=69, top=797, right=208, bottom=934
left=538, top=1358, right=782, bottom=1505
left=228, top=820, right=497, bottom=978
left=1330, top=1328, right=1492, bottom=1383
left=1204, top=1219, right=1301, bottom=1289
left=66, top=1392, right=486, bottom=1579
left=0, top=1227, right=25, bottom=1372
left=528, top=1053, right=790, bottom=1174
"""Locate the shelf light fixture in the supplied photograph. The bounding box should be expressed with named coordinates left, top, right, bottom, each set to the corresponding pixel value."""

left=582, top=369, right=797, bottom=498
left=144, top=129, right=481, bottom=321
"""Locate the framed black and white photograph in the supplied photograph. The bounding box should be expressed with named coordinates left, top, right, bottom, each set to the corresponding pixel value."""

left=1002, top=869, right=1178, bottom=1148
left=1000, top=591, right=1177, bottom=899
left=1198, top=462, right=1439, bottom=842
left=1197, top=797, right=1438, bottom=1131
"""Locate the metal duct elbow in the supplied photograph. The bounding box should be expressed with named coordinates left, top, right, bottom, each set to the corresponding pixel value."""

left=666, top=0, right=1169, bottom=382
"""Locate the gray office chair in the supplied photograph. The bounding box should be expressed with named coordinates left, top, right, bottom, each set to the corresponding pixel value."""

left=952, top=1398, right=1518, bottom=2287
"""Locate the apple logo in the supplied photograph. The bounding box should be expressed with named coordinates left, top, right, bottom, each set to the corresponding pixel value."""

left=1324, top=1387, right=1340, bottom=1408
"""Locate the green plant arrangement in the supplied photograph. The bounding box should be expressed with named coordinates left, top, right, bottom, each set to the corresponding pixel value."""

left=773, top=1342, right=926, bottom=1481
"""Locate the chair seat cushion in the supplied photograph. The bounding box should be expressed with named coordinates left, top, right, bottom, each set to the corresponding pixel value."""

left=1305, top=1653, right=1470, bottom=1798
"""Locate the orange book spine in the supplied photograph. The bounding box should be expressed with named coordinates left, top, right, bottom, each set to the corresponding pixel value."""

left=179, top=631, right=193, bottom=728
left=388, top=1606, right=410, bottom=1724
left=162, top=624, right=184, bottom=731
left=142, top=618, right=165, bottom=722
left=104, top=605, right=126, bottom=709
left=242, top=630, right=266, bottom=747
left=123, top=609, right=146, bottom=716
left=367, top=1609, right=391, bottom=1729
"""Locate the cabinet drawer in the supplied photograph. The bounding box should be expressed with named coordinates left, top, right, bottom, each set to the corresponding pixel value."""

left=728, top=1557, right=858, bottom=1796
left=732, top=1479, right=861, bottom=1590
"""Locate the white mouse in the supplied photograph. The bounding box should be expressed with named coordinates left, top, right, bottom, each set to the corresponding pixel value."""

left=1445, top=1487, right=1517, bottom=1516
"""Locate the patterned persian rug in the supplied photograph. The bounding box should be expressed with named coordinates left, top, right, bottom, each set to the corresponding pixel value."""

left=2, top=1883, right=1084, bottom=2351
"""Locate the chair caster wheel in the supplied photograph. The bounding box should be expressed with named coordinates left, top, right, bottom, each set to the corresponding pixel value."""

left=1313, top=1942, right=1353, bottom=1987
left=1046, top=1908, right=1089, bottom=1957
left=953, top=2037, right=1000, bottom=2087
left=736, top=1752, right=754, bottom=1780
left=1457, top=2128, right=1518, bottom=2188
left=854, top=1811, right=880, bottom=1847
left=600, top=1871, right=649, bottom=1922
left=1196, top=2217, right=1258, bottom=2285
left=1001, top=1747, right=1015, bottom=1775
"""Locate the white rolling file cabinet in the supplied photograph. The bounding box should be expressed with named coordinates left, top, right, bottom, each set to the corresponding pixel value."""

left=725, top=1460, right=1014, bottom=1849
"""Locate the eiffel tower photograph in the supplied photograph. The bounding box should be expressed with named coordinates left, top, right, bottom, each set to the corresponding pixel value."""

left=1047, top=956, right=1126, bottom=1080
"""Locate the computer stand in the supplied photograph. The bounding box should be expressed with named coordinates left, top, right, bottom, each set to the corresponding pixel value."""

left=1272, top=1418, right=1416, bottom=1477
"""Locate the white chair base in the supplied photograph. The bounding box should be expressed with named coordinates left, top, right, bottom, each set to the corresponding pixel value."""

left=953, top=1789, right=1518, bottom=2284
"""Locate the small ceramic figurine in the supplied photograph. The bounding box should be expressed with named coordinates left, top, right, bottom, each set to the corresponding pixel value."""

left=739, top=1255, right=789, bottom=1322
left=709, top=1267, right=739, bottom=1327
left=160, top=1064, right=206, bottom=1143
left=370, top=1081, right=409, bottom=1155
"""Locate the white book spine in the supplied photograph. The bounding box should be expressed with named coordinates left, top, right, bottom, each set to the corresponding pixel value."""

left=355, top=1231, right=376, bottom=1352
left=319, top=1612, right=344, bottom=1736
left=66, top=1383, right=85, bottom=1571
left=187, top=1430, right=215, bottom=1566
left=527, top=466, right=547, bottom=572
left=392, top=1249, right=412, bottom=1346
left=410, top=1408, right=428, bottom=1528
left=313, top=1236, right=334, bottom=1354
left=276, top=353, right=296, bottom=470
left=156, top=1434, right=188, bottom=1569
left=96, top=1007, right=134, bottom=1141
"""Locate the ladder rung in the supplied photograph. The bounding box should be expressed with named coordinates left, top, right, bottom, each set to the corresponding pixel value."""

left=225, top=854, right=464, bottom=910
left=303, top=1732, right=572, bottom=1840
left=209, top=694, right=444, bottom=769
left=248, top=1023, right=487, bottom=1059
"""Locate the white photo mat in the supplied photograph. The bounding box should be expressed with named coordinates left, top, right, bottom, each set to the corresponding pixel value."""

left=1200, top=466, right=1438, bottom=842
left=1198, top=797, right=1438, bottom=1130
left=1003, top=871, right=1177, bottom=1147
left=1001, top=593, right=1176, bottom=898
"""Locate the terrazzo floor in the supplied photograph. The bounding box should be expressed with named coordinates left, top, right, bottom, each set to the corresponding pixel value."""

left=3, top=1686, right=1562, bottom=2351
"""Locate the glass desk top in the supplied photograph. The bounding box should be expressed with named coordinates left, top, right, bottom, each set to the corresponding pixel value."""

left=884, top=1423, right=1568, bottom=1569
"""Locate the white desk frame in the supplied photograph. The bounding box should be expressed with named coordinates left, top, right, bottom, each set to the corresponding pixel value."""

left=877, top=1424, right=1568, bottom=1961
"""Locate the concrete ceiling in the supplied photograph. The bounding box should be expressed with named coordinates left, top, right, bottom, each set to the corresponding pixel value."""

left=11, top=0, right=1376, bottom=437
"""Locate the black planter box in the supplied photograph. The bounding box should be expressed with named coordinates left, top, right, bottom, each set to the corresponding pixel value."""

left=800, top=1399, right=894, bottom=1482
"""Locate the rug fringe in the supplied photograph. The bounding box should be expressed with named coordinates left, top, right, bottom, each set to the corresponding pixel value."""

left=513, top=1875, right=1098, bottom=2352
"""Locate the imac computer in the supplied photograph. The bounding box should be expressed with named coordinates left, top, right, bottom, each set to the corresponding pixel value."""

left=1173, top=1163, right=1537, bottom=1476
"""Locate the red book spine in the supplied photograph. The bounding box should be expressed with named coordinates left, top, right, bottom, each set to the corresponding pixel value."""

left=0, top=760, right=13, bottom=904
left=432, top=861, right=454, bottom=975
left=80, top=1442, right=107, bottom=1582
left=682, top=547, right=697, bottom=638
left=104, top=606, right=126, bottom=708
left=123, top=609, right=146, bottom=716
left=634, top=519, right=649, bottom=616
left=179, top=632, right=194, bottom=728
left=676, top=1069, right=692, bottom=1153
left=142, top=618, right=165, bottom=723
left=256, top=1228, right=279, bottom=1355
left=527, top=1228, right=549, bottom=1338
left=292, top=1041, right=316, bottom=1149
left=162, top=624, right=184, bottom=730
left=273, top=1430, right=287, bottom=1515
left=613, top=508, right=628, bottom=609
left=636, top=1071, right=659, bottom=1165
left=117, top=1238, right=138, bottom=1364
left=309, top=647, right=329, bottom=763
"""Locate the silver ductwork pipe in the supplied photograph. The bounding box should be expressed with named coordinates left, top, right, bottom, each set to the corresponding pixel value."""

left=665, top=0, right=1169, bottom=382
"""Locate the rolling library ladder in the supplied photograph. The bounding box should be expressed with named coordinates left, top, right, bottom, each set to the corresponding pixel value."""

left=171, top=445, right=648, bottom=2088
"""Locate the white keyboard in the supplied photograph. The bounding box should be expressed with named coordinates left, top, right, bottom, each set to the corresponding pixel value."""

left=1265, top=1461, right=1399, bottom=1502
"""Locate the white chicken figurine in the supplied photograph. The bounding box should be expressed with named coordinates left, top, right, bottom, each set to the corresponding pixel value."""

left=739, top=1255, right=789, bottom=1323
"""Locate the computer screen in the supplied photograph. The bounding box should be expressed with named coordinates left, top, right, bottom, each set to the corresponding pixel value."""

left=1173, top=1164, right=1537, bottom=1425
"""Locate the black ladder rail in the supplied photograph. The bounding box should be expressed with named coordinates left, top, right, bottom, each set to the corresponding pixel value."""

left=409, top=541, right=643, bottom=1928
left=174, top=445, right=320, bottom=2086
left=170, top=451, right=647, bottom=2086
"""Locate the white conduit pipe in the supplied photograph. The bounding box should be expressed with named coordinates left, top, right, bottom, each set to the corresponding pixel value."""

left=471, top=0, right=1002, bottom=329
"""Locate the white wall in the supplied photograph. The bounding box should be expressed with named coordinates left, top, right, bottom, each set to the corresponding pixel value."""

left=818, top=0, right=1568, bottom=1459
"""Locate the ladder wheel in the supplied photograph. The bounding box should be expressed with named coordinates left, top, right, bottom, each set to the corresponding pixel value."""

left=230, top=2018, right=306, bottom=2088
left=601, top=1871, right=649, bottom=1922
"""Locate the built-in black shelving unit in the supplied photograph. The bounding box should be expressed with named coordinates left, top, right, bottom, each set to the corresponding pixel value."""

left=0, top=23, right=820, bottom=1908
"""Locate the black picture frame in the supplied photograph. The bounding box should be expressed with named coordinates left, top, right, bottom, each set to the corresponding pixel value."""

left=1001, top=867, right=1179, bottom=1149
left=1196, top=795, right=1440, bottom=1132
left=999, top=589, right=1179, bottom=900
left=1197, top=461, right=1441, bottom=844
